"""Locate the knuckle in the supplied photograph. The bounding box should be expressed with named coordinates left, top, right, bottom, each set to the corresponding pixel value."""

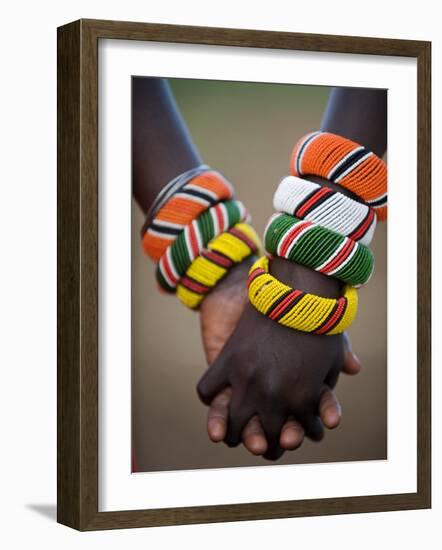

left=238, top=360, right=258, bottom=383
left=196, top=380, right=210, bottom=402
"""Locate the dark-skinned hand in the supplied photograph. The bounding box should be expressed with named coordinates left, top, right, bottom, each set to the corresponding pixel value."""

left=199, top=258, right=361, bottom=460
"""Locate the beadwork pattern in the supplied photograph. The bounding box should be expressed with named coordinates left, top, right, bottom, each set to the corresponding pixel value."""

left=264, top=212, right=374, bottom=287
left=142, top=170, right=235, bottom=261
left=157, top=200, right=249, bottom=292
left=177, top=223, right=261, bottom=309
left=274, top=175, right=377, bottom=245
left=290, top=132, right=387, bottom=220
left=247, top=256, right=358, bottom=335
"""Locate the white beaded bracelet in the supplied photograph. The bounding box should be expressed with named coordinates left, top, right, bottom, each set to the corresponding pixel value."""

left=273, top=176, right=377, bottom=245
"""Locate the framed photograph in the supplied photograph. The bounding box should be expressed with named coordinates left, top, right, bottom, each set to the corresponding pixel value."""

left=57, top=19, right=431, bottom=530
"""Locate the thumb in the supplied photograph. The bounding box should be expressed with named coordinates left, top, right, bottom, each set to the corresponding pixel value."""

left=197, top=352, right=230, bottom=406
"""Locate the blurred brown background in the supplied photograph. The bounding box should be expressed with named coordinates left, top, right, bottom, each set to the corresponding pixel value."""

left=132, top=79, right=387, bottom=472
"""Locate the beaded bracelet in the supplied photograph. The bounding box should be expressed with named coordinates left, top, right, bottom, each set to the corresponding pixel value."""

left=157, top=200, right=249, bottom=292
left=264, top=212, right=374, bottom=287
left=248, top=256, right=358, bottom=335
left=176, top=223, right=261, bottom=309
left=141, top=164, right=210, bottom=235
left=142, top=169, right=235, bottom=261
left=274, top=175, right=377, bottom=245
left=290, top=132, right=387, bottom=220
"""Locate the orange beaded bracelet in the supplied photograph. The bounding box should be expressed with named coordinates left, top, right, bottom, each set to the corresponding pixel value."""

left=290, top=131, right=387, bottom=221
left=142, top=169, right=234, bottom=261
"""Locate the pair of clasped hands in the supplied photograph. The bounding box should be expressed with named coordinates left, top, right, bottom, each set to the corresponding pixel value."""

left=131, top=80, right=383, bottom=461
left=196, top=176, right=362, bottom=462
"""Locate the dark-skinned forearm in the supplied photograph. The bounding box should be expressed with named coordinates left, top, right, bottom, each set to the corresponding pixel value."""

left=132, top=77, right=202, bottom=214
left=272, top=87, right=387, bottom=297
left=321, top=87, right=387, bottom=158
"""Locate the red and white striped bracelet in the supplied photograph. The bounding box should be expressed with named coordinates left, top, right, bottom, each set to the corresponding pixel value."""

left=273, top=176, right=377, bottom=245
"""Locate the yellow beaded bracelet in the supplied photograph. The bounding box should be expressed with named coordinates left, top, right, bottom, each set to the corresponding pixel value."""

left=177, top=223, right=261, bottom=309
left=247, top=256, right=358, bottom=335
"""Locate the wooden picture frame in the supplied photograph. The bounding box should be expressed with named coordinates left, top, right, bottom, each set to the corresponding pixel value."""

left=57, top=18, right=431, bottom=530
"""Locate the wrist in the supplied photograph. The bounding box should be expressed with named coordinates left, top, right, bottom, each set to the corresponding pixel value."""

left=270, top=257, right=340, bottom=299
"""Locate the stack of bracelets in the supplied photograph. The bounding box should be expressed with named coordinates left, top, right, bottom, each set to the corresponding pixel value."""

left=141, top=165, right=261, bottom=310
left=248, top=131, right=387, bottom=335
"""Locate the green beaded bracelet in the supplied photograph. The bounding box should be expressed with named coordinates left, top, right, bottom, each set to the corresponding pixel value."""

left=157, top=199, right=248, bottom=292
left=264, top=212, right=374, bottom=286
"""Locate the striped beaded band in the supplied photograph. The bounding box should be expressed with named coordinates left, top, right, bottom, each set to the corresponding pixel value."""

left=141, top=164, right=210, bottom=235
left=264, top=212, right=374, bottom=287
left=157, top=199, right=249, bottom=292
left=177, top=223, right=261, bottom=309
left=274, top=175, right=377, bottom=245
left=247, top=256, right=358, bottom=335
left=142, top=169, right=235, bottom=261
left=290, top=132, right=387, bottom=220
